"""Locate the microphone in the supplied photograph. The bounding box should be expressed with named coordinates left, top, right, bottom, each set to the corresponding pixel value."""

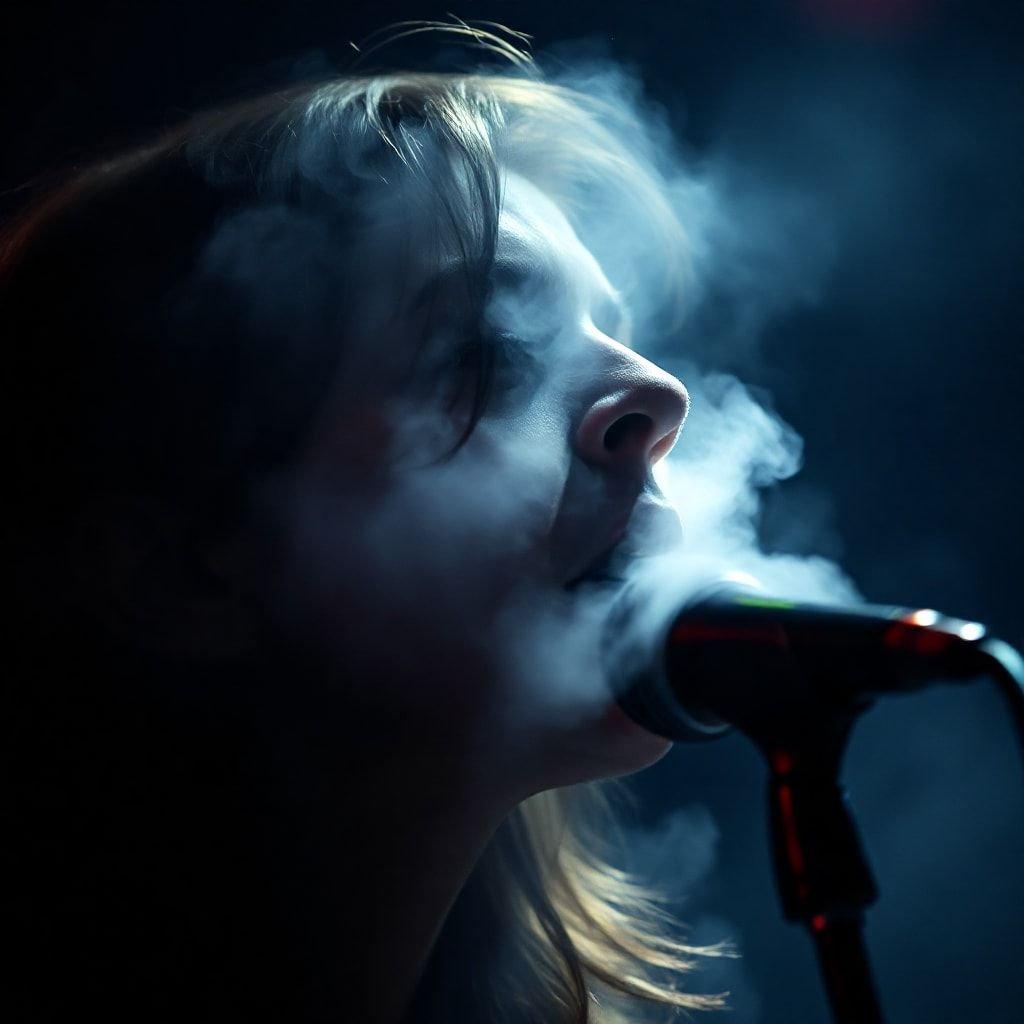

left=607, top=581, right=1024, bottom=743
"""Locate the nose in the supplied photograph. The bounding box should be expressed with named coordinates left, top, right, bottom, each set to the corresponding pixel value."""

left=575, top=350, right=689, bottom=469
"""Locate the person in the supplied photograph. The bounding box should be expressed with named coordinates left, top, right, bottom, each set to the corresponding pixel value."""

left=4, top=26, right=726, bottom=1024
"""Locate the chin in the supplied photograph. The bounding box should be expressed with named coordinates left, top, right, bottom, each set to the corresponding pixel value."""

left=537, top=702, right=674, bottom=790
left=592, top=700, right=674, bottom=776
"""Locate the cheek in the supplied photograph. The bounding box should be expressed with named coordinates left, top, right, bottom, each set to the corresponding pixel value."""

left=274, top=418, right=669, bottom=789
left=274, top=419, right=571, bottom=711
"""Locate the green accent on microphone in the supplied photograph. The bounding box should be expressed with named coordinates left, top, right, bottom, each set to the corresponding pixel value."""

left=736, top=596, right=798, bottom=610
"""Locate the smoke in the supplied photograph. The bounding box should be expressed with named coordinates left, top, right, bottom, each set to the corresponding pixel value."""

left=505, top=55, right=866, bottom=722
left=653, top=370, right=858, bottom=603
left=543, top=53, right=858, bottom=593
left=625, top=803, right=720, bottom=896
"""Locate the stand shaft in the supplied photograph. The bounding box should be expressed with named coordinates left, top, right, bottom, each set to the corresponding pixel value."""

left=810, top=916, right=884, bottom=1024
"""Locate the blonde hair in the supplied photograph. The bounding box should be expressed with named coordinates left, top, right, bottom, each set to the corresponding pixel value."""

left=478, top=786, right=729, bottom=1024
left=1, top=34, right=725, bottom=1023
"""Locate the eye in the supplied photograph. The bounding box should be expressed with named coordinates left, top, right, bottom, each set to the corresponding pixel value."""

left=487, top=328, right=527, bottom=357
left=481, top=328, right=542, bottom=387
left=444, top=327, right=544, bottom=406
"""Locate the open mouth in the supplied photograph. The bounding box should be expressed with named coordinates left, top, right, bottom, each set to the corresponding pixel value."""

left=564, top=499, right=682, bottom=592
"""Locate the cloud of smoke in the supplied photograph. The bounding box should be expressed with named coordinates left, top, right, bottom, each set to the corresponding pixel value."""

left=653, top=369, right=859, bottom=604
left=625, top=802, right=721, bottom=895
left=539, top=54, right=856, bottom=584
left=507, top=57, right=865, bottom=717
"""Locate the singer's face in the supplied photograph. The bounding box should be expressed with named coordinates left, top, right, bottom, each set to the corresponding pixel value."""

left=277, top=173, right=685, bottom=795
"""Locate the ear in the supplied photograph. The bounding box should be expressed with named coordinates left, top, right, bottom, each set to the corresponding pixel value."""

left=71, top=494, right=259, bottom=660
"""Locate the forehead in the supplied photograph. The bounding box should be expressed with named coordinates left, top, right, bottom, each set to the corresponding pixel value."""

left=496, top=173, right=621, bottom=313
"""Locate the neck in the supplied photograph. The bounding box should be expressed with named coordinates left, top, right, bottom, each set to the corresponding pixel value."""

left=15, top=657, right=521, bottom=1024
left=268, top=725, right=514, bottom=1022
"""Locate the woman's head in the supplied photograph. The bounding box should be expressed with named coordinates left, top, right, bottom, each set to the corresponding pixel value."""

left=5, top=67, right=690, bottom=792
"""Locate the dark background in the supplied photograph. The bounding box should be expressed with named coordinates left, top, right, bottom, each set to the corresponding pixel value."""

left=4, top=2, right=1022, bottom=1021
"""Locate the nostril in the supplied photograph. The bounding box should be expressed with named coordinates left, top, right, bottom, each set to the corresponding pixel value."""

left=603, top=412, right=653, bottom=453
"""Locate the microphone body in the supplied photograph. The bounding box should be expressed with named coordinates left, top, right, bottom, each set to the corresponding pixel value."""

left=610, top=585, right=996, bottom=742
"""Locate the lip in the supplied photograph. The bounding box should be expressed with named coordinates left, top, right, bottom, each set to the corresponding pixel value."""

left=563, top=497, right=682, bottom=591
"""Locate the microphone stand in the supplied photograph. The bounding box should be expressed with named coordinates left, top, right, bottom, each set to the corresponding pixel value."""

left=752, top=707, right=884, bottom=1024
